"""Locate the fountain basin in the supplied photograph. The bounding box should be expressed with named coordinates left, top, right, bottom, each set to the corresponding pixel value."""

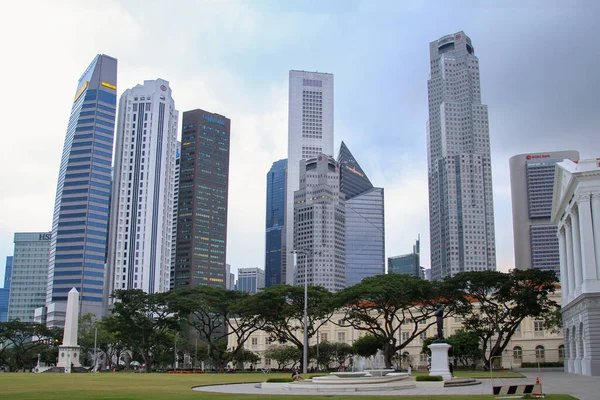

left=363, top=369, right=396, bottom=377
left=285, top=372, right=415, bottom=392
left=329, top=372, right=370, bottom=378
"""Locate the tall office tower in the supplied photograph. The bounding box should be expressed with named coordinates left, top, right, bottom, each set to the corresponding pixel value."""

left=0, top=256, right=12, bottom=322
left=265, top=159, right=287, bottom=287
left=237, top=267, right=265, bottom=294
left=510, top=151, right=579, bottom=273
left=170, top=141, right=181, bottom=291
left=285, top=70, right=334, bottom=284
left=225, top=263, right=232, bottom=289
left=174, top=109, right=230, bottom=288
left=294, top=155, right=345, bottom=292
left=44, top=54, right=117, bottom=326
left=106, top=79, right=178, bottom=299
left=8, top=233, right=51, bottom=322
left=388, top=238, right=422, bottom=278
left=426, top=32, right=496, bottom=280
left=338, top=142, right=385, bottom=287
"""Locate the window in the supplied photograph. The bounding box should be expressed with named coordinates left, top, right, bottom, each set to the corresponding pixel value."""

left=534, top=320, right=545, bottom=337
left=513, top=346, right=522, bottom=361
left=401, top=332, right=410, bottom=342
left=558, top=345, right=565, bottom=361
left=320, top=332, right=328, bottom=343
left=251, top=337, right=258, bottom=348
left=535, top=345, right=545, bottom=361
left=337, top=332, right=346, bottom=343
left=420, top=353, right=428, bottom=363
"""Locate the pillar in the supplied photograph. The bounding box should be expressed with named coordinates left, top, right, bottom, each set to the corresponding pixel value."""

left=558, top=228, right=569, bottom=303
left=570, top=209, right=583, bottom=296
left=565, top=220, right=576, bottom=299
left=567, top=326, right=574, bottom=373
left=577, top=194, right=598, bottom=288
left=592, top=193, right=600, bottom=279
left=574, top=325, right=582, bottom=374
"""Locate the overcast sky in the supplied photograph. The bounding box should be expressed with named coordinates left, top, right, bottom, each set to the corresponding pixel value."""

left=1, top=0, right=599, bottom=283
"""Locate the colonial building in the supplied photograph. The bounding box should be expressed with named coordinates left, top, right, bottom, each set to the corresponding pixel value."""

left=552, top=158, right=600, bottom=376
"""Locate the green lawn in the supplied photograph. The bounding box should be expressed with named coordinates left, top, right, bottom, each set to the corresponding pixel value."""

left=0, top=372, right=577, bottom=400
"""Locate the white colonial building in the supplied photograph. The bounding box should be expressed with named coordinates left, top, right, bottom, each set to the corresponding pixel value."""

left=552, top=158, right=600, bottom=376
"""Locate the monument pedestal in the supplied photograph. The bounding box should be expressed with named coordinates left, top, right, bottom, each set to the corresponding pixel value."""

left=57, top=345, right=81, bottom=372
left=428, top=342, right=452, bottom=381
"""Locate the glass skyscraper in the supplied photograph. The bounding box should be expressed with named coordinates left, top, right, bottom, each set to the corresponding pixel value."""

left=44, top=54, right=118, bottom=326
left=338, top=142, right=385, bottom=288
left=265, top=159, right=287, bottom=287
left=388, top=238, right=422, bottom=278
left=0, top=256, right=12, bottom=322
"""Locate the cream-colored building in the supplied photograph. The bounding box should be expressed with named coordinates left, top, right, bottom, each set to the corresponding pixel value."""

left=229, top=290, right=564, bottom=370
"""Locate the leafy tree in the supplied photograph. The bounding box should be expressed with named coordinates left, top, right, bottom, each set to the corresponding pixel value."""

left=336, top=274, right=470, bottom=368
left=252, top=284, right=335, bottom=371
left=104, top=290, right=180, bottom=372
left=331, top=342, right=354, bottom=369
left=310, top=341, right=335, bottom=369
left=0, top=320, right=61, bottom=370
left=232, top=347, right=260, bottom=369
left=421, top=336, right=436, bottom=356
left=352, top=335, right=383, bottom=358
left=453, top=269, right=559, bottom=369
left=263, top=345, right=301, bottom=370
left=447, top=330, right=482, bottom=367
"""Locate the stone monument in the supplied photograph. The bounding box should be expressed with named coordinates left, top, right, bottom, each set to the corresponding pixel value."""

left=428, top=305, right=452, bottom=380
left=56, top=288, right=81, bottom=373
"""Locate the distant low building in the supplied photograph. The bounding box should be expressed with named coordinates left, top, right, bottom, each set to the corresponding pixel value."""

left=237, top=267, right=265, bottom=294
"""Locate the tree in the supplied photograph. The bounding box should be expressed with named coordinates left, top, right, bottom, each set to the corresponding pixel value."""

left=253, top=284, right=335, bottom=371
left=104, top=290, right=180, bottom=373
left=331, top=342, right=354, bottom=369
left=0, top=320, right=61, bottom=371
left=453, top=269, right=559, bottom=369
left=232, top=347, right=260, bottom=369
left=446, top=330, right=482, bottom=367
left=336, top=274, right=470, bottom=368
left=352, top=335, right=383, bottom=358
left=263, top=345, right=301, bottom=370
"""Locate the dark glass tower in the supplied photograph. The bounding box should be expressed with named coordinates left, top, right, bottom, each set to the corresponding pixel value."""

left=45, top=54, right=117, bottom=326
left=174, top=109, right=230, bottom=288
left=0, top=256, right=12, bottom=322
left=265, top=159, right=287, bottom=287
left=338, top=142, right=385, bottom=287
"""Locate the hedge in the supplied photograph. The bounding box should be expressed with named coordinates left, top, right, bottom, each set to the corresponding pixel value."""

left=520, top=362, right=564, bottom=368
left=266, top=377, right=294, bottom=383
left=416, top=375, right=444, bottom=381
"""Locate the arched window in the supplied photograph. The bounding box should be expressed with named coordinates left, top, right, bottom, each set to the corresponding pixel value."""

left=513, top=346, right=522, bottom=361
left=536, top=345, right=545, bottom=361
left=558, top=345, right=565, bottom=361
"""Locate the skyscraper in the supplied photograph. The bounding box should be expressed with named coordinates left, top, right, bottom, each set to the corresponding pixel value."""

left=338, top=142, right=385, bottom=287
left=106, top=79, right=178, bottom=299
left=426, top=32, right=496, bottom=280
left=174, top=109, right=230, bottom=288
left=388, top=238, right=421, bottom=278
left=294, top=155, right=345, bottom=292
left=285, top=70, right=334, bottom=284
left=44, top=54, right=117, bottom=326
left=9, top=233, right=51, bottom=322
left=237, top=267, right=265, bottom=294
left=170, top=141, right=181, bottom=291
left=510, top=151, right=579, bottom=272
left=0, top=256, right=12, bottom=322
left=265, top=159, right=287, bottom=287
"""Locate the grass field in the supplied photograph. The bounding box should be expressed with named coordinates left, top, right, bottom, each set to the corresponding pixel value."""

left=0, top=372, right=576, bottom=400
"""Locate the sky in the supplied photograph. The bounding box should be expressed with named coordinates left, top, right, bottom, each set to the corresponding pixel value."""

left=1, top=0, right=599, bottom=283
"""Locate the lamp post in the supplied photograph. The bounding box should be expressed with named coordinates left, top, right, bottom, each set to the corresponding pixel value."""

left=291, top=248, right=322, bottom=374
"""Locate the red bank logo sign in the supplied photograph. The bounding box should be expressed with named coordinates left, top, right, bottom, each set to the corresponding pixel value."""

left=526, top=154, right=551, bottom=160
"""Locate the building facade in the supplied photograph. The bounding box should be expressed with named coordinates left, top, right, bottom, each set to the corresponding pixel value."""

left=106, top=79, right=178, bottom=300
left=294, top=155, right=345, bottom=292
left=174, top=109, right=230, bottom=289
left=552, top=158, right=600, bottom=376
left=170, top=141, right=181, bottom=291
left=0, top=256, right=13, bottom=322
left=338, top=142, right=385, bottom=287
left=426, top=32, right=496, bottom=280
left=265, top=159, right=287, bottom=287
left=8, top=233, right=51, bottom=322
left=510, top=151, right=579, bottom=273
left=388, top=238, right=421, bottom=277
left=237, top=267, right=265, bottom=294
left=285, top=71, right=334, bottom=285
left=44, top=54, right=118, bottom=326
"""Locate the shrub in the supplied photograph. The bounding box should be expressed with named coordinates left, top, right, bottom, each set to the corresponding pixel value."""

left=266, top=377, right=293, bottom=383
left=520, top=362, right=564, bottom=368
left=416, top=375, right=444, bottom=381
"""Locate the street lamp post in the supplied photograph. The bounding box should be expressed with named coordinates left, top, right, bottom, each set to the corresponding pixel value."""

left=291, top=248, right=322, bottom=375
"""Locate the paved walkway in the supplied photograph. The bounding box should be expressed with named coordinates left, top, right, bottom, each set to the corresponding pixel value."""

left=193, top=371, right=600, bottom=399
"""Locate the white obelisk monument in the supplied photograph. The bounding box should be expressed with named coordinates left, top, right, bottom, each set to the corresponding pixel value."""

left=57, top=288, right=81, bottom=373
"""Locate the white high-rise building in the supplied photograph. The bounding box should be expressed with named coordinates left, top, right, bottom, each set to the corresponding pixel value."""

left=107, top=79, right=178, bottom=298
left=294, top=155, right=346, bottom=292
left=285, top=70, right=334, bottom=284
left=170, top=141, right=181, bottom=291
left=237, top=267, right=265, bottom=294
left=426, top=31, right=496, bottom=280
